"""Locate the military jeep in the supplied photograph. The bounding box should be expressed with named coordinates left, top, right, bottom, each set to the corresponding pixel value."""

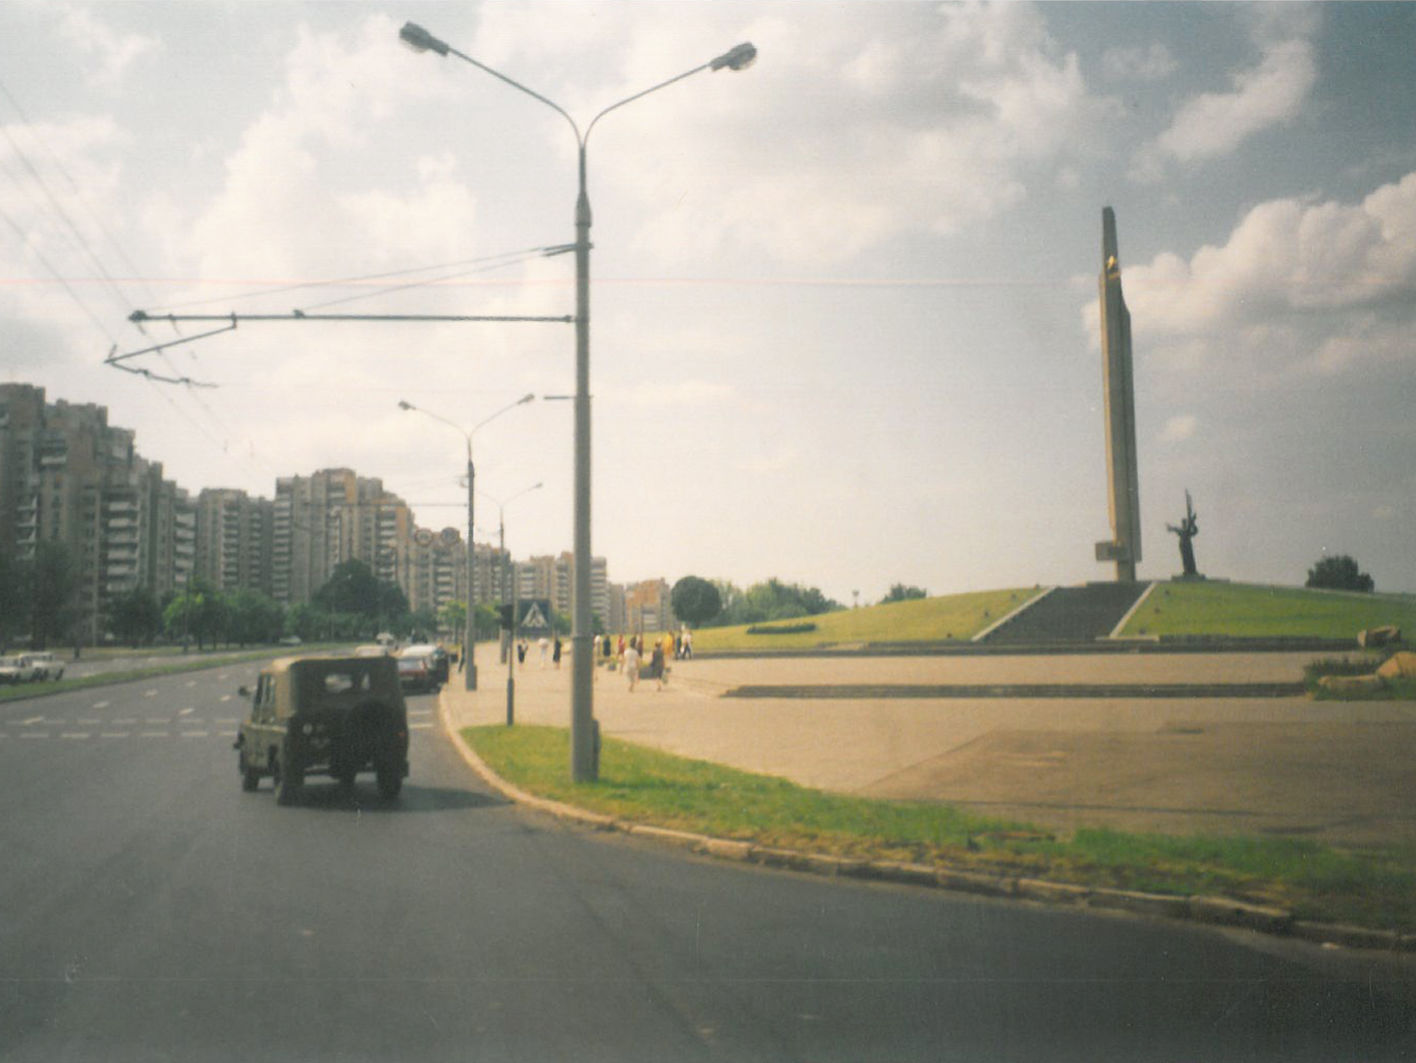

left=234, top=655, right=409, bottom=805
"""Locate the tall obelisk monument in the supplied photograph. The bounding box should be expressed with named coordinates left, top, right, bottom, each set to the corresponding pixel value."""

left=1095, top=207, right=1141, bottom=582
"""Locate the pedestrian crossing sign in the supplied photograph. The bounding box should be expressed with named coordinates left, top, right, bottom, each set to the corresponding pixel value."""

left=518, top=600, right=552, bottom=634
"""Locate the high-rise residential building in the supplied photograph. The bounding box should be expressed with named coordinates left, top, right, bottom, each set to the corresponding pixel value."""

left=625, top=578, right=676, bottom=634
left=406, top=526, right=467, bottom=621
left=514, top=551, right=609, bottom=629
left=196, top=488, right=273, bottom=595
left=0, top=385, right=194, bottom=643
left=271, top=469, right=415, bottom=606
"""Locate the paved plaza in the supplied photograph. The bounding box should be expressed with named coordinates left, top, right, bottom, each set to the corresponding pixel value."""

left=443, top=644, right=1416, bottom=847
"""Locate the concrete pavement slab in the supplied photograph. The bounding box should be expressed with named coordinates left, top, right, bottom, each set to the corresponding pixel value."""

left=444, top=642, right=1416, bottom=847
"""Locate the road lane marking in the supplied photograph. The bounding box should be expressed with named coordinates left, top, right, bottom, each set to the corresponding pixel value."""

left=20, top=732, right=48, bottom=739
left=78, top=718, right=100, bottom=725
left=21, top=716, right=43, bottom=725
left=113, top=718, right=136, bottom=725
left=143, top=690, right=157, bottom=698
left=181, top=732, right=210, bottom=738
left=147, top=717, right=168, bottom=724
left=62, top=733, right=91, bottom=740
left=410, top=722, right=434, bottom=730
left=140, top=731, right=168, bottom=738
left=179, top=708, right=195, bottom=717
left=100, top=732, right=129, bottom=739
left=92, top=701, right=110, bottom=709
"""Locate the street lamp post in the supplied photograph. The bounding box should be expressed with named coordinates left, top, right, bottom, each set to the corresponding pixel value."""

left=483, top=482, right=543, bottom=726
left=399, top=22, right=755, bottom=781
left=398, top=393, right=534, bottom=691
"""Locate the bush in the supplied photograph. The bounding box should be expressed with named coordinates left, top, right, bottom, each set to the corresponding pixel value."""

left=745, top=622, right=817, bottom=636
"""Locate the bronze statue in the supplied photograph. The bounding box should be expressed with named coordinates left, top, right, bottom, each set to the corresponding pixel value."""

left=1167, top=490, right=1199, bottom=577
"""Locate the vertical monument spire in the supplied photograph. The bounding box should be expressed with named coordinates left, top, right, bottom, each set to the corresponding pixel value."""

left=1095, top=207, right=1141, bottom=582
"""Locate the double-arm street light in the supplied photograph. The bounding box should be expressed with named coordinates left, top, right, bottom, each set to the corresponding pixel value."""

left=481, top=481, right=543, bottom=727
left=399, top=21, right=756, bottom=781
left=398, top=393, right=535, bottom=690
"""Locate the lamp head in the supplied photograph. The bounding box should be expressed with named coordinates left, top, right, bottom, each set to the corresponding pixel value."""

left=518, top=393, right=535, bottom=405
left=399, top=22, right=450, bottom=57
left=397, top=400, right=414, bottom=411
left=711, top=42, right=757, bottom=72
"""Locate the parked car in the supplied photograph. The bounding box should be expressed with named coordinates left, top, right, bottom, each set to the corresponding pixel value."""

left=27, top=651, right=65, bottom=681
left=234, top=654, right=409, bottom=804
left=0, top=655, right=38, bottom=684
left=401, top=643, right=448, bottom=686
left=395, top=649, right=440, bottom=693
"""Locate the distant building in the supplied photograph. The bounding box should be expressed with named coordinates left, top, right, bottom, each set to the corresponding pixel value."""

left=0, top=384, right=193, bottom=643
left=624, top=578, right=676, bottom=635
left=196, top=488, right=273, bottom=595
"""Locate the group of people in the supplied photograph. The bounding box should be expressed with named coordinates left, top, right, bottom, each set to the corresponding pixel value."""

left=513, top=635, right=563, bottom=669
left=604, top=630, right=692, bottom=692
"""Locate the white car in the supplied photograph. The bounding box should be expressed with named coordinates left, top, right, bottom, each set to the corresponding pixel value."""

left=0, top=655, right=38, bottom=684
left=27, top=651, right=65, bottom=681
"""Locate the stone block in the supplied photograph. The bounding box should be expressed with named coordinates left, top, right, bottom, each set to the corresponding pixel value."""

left=1317, top=673, right=1386, bottom=695
left=1376, top=650, right=1416, bottom=680
left=1358, top=625, right=1402, bottom=648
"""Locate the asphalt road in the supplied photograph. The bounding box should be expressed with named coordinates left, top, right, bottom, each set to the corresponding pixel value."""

left=2, top=661, right=1412, bottom=1062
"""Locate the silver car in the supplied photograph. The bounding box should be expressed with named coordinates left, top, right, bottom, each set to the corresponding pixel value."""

left=0, top=655, right=38, bottom=684
left=27, top=651, right=65, bottom=681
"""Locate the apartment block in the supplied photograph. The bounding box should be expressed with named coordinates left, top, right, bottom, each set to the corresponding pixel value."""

left=196, top=488, right=273, bottom=595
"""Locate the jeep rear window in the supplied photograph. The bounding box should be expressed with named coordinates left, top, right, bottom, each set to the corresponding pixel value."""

left=322, top=670, right=374, bottom=694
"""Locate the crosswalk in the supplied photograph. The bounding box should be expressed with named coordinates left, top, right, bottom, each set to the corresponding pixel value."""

left=0, top=708, right=437, bottom=741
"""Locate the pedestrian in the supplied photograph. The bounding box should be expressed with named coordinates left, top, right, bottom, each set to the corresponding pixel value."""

left=538, top=636, right=549, bottom=668
left=553, top=635, right=562, bottom=669
left=517, top=638, right=527, bottom=664
left=674, top=632, right=683, bottom=660
left=623, top=639, right=641, bottom=692
left=650, top=642, right=665, bottom=690
left=682, top=629, right=693, bottom=659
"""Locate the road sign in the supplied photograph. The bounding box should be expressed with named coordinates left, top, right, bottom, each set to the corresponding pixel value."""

left=518, top=600, right=553, bottom=635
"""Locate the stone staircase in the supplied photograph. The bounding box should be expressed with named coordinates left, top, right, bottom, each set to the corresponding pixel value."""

left=982, top=582, right=1151, bottom=644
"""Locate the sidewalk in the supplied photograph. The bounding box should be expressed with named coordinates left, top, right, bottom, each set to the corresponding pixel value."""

left=441, top=642, right=1416, bottom=848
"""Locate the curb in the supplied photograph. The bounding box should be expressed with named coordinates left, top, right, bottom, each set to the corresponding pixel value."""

left=437, top=691, right=1413, bottom=954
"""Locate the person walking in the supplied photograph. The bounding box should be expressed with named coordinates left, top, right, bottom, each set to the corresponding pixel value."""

left=623, top=639, right=641, bottom=692
left=650, top=641, right=666, bottom=691
left=552, top=635, right=562, bottom=670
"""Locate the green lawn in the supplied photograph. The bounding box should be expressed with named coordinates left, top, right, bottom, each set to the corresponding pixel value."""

left=689, top=588, right=1040, bottom=652
left=467, top=725, right=1416, bottom=932
left=1120, top=581, right=1416, bottom=639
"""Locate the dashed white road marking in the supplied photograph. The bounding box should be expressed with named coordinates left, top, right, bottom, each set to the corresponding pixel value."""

left=61, top=732, right=91, bottom=740
left=220, top=694, right=233, bottom=702
left=146, top=717, right=168, bottom=725
left=179, top=708, right=195, bottom=717
left=92, top=701, right=110, bottom=709
left=20, top=732, right=47, bottom=739
left=21, top=716, right=43, bottom=726
left=143, top=690, right=158, bottom=698
left=113, top=718, right=136, bottom=725
left=100, top=732, right=129, bottom=739
left=78, top=718, right=100, bottom=725
left=180, top=731, right=210, bottom=739
left=140, top=731, right=168, bottom=738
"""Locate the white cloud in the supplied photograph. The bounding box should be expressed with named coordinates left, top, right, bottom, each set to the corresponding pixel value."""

left=57, top=6, right=159, bottom=88
left=477, top=2, right=1115, bottom=266
left=1159, top=414, right=1197, bottom=443
left=1102, top=43, right=1177, bottom=82
left=1086, top=171, right=1416, bottom=388
left=1132, top=32, right=1315, bottom=181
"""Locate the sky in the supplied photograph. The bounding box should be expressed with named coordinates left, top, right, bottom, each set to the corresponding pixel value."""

left=1, top=1, right=1413, bottom=605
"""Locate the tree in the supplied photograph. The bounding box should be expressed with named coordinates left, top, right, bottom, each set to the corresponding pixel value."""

left=163, top=579, right=228, bottom=650
left=226, top=589, right=285, bottom=646
left=882, top=584, right=928, bottom=604
left=108, top=587, right=163, bottom=647
left=313, top=560, right=408, bottom=635
left=1306, top=555, right=1374, bottom=593
left=0, top=551, right=28, bottom=648
left=28, top=541, right=80, bottom=648
left=671, top=576, right=722, bottom=627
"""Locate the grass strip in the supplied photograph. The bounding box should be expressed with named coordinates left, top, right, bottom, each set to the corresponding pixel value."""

left=466, top=724, right=1416, bottom=932
left=0, top=650, right=285, bottom=702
